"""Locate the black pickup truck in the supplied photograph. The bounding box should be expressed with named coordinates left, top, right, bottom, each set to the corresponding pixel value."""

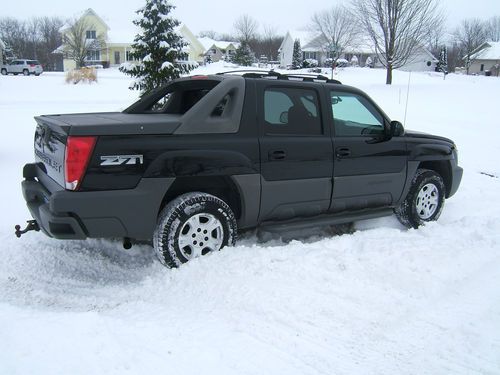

left=19, top=71, right=463, bottom=267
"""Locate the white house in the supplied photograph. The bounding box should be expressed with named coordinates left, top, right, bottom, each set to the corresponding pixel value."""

left=395, top=45, right=438, bottom=72
left=468, top=41, right=500, bottom=76
left=278, top=30, right=322, bottom=68
left=199, top=37, right=239, bottom=63
left=279, top=30, right=376, bottom=68
left=279, top=30, right=437, bottom=71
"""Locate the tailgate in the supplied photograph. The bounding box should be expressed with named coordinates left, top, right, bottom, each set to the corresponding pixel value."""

left=34, top=117, right=68, bottom=188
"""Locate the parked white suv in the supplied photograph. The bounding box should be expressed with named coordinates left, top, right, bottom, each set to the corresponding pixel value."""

left=1, top=59, right=43, bottom=76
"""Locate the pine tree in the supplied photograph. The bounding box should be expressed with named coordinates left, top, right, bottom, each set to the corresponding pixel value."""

left=437, top=45, right=448, bottom=79
left=292, top=39, right=302, bottom=70
left=233, top=41, right=254, bottom=66
left=120, top=0, right=193, bottom=93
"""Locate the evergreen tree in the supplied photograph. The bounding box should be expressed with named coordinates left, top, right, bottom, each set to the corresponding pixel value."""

left=437, top=45, right=448, bottom=78
left=233, top=41, right=254, bottom=66
left=292, top=39, right=302, bottom=70
left=120, top=0, right=193, bottom=93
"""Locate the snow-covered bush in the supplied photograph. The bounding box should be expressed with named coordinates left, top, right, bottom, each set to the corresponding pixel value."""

left=65, top=67, right=97, bottom=84
left=303, top=59, right=318, bottom=68
left=336, top=58, right=349, bottom=67
left=365, top=56, right=374, bottom=68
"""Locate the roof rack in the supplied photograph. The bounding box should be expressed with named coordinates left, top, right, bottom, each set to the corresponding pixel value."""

left=216, top=70, right=341, bottom=84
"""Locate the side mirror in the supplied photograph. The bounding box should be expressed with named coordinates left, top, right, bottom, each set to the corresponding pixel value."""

left=279, top=111, right=288, bottom=124
left=389, top=120, right=405, bottom=138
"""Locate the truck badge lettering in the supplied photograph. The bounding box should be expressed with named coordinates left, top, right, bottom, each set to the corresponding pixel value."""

left=100, top=155, right=144, bottom=166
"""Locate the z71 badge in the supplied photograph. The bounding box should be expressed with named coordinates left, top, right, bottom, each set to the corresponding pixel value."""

left=100, top=155, right=144, bottom=166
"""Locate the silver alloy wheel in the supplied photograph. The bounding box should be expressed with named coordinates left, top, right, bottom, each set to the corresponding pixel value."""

left=416, top=183, right=439, bottom=219
left=177, top=213, right=223, bottom=259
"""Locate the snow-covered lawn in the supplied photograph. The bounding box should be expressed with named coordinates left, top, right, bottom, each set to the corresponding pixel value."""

left=0, top=65, right=499, bottom=374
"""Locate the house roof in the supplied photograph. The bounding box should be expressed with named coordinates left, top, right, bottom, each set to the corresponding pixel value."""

left=198, top=37, right=239, bottom=52
left=59, top=8, right=111, bottom=33
left=57, top=8, right=204, bottom=50
left=280, top=30, right=375, bottom=55
left=279, top=30, right=318, bottom=52
left=470, top=41, right=500, bottom=60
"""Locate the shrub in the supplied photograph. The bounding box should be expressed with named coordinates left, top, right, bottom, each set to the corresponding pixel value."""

left=65, top=67, right=98, bottom=84
left=302, top=59, right=318, bottom=68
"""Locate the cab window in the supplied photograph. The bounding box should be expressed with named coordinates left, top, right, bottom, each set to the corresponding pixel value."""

left=330, top=91, right=385, bottom=136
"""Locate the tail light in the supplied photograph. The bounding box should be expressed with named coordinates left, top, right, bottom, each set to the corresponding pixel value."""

left=64, top=136, right=97, bottom=190
left=29, top=64, right=36, bottom=67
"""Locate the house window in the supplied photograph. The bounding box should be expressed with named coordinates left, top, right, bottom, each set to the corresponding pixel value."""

left=126, top=51, right=135, bottom=61
left=211, top=48, right=216, bottom=54
left=303, top=52, right=317, bottom=60
left=86, top=30, right=96, bottom=40
left=86, top=50, right=100, bottom=61
left=480, top=64, right=484, bottom=72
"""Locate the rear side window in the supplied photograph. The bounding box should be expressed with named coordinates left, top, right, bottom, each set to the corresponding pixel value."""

left=145, top=83, right=219, bottom=114
left=28, top=60, right=40, bottom=65
left=264, top=87, right=322, bottom=135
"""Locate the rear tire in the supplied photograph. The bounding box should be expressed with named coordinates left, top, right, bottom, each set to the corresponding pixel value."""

left=23, top=69, right=29, bottom=76
left=395, top=169, right=445, bottom=229
left=153, top=192, right=237, bottom=268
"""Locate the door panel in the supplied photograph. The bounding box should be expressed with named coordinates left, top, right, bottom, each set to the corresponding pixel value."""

left=332, top=136, right=407, bottom=211
left=329, top=90, right=408, bottom=212
left=258, top=83, right=333, bottom=222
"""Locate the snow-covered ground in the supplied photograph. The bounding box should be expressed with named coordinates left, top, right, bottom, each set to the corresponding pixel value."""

left=0, top=64, right=499, bottom=374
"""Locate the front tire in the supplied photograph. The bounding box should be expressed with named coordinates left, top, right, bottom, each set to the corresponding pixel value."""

left=1, top=69, right=7, bottom=76
left=153, top=192, right=237, bottom=268
left=395, top=169, right=445, bottom=229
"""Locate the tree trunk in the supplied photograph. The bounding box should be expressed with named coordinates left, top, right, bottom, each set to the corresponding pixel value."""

left=386, top=65, right=393, bottom=84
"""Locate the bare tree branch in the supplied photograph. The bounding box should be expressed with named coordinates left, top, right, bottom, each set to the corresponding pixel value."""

left=310, top=4, right=359, bottom=74
left=234, top=14, right=258, bottom=44
left=454, top=18, right=487, bottom=74
left=63, top=17, right=104, bottom=69
left=353, top=0, right=443, bottom=84
left=486, top=16, right=500, bottom=42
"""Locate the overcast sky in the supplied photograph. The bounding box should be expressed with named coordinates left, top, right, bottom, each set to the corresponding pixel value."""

left=2, top=0, right=499, bottom=36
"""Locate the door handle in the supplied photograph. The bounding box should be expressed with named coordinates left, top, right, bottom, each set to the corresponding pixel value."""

left=336, top=147, right=351, bottom=158
left=268, top=150, right=286, bottom=160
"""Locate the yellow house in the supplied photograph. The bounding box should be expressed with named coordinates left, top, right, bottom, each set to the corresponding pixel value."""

left=56, top=8, right=205, bottom=71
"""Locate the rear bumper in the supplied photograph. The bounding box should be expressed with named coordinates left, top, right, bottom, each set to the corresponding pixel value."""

left=22, top=163, right=174, bottom=240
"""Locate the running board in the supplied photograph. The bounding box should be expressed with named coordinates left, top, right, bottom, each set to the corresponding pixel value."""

left=259, top=208, right=393, bottom=233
